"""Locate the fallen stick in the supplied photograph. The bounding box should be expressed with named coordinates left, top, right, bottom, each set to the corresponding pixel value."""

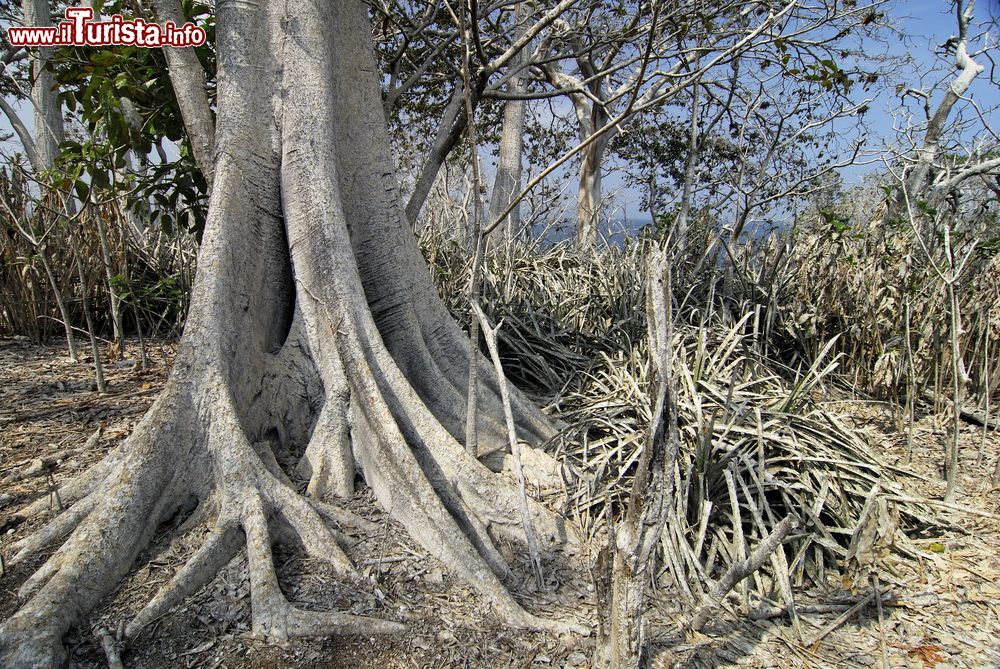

left=471, top=300, right=544, bottom=590
left=921, top=390, right=999, bottom=431
left=883, top=494, right=1000, bottom=520
left=808, top=594, right=874, bottom=648
left=686, top=514, right=798, bottom=633
left=0, top=427, right=101, bottom=485
left=1, top=450, right=75, bottom=485
left=751, top=593, right=900, bottom=620
left=750, top=602, right=858, bottom=620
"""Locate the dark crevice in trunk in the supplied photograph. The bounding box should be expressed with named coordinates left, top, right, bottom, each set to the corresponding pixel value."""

left=266, top=224, right=297, bottom=354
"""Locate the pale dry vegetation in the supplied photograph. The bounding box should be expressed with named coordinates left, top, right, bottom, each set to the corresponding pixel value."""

left=1, top=165, right=196, bottom=351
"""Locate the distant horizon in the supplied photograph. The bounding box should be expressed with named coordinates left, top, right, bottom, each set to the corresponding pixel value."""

left=530, top=214, right=789, bottom=246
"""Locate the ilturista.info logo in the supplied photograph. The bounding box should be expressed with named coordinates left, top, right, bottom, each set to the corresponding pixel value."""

left=7, top=7, right=206, bottom=48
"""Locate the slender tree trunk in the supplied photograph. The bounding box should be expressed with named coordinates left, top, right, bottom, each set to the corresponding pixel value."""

left=904, top=297, right=917, bottom=463
left=944, top=275, right=963, bottom=501
left=674, top=83, right=701, bottom=257
left=149, top=0, right=216, bottom=186
left=23, top=0, right=80, bottom=360
left=489, top=90, right=527, bottom=239
left=37, top=244, right=80, bottom=362
left=94, top=210, right=125, bottom=358
left=597, top=250, right=679, bottom=668
left=896, top=3, right=982, bottom=213
left=405, top=85, right=473, bottom=226
left=647, top=175, right=659, bottom=230
left=0, top=96, right=42, bottom=173
left=23, top=0, right=64, bottom=166
left=458, top=0, right=486, bottom=458
left=576, top=137, right=607, bottom=248
left=488, top=4, right=531, bottom=240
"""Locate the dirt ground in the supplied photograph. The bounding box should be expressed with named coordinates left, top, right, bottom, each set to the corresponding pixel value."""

left=1, top=336, right=999, bottom=668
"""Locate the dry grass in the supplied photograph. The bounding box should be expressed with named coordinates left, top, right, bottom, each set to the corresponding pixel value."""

left=423, top=222, right=967, bottom=605
left=762, top=205, right=1000, bottom=407
left=0, top=165, right=195, bottom=343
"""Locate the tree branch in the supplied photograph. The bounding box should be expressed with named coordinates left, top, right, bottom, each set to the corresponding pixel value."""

left=0, top=96, right=43, bottom=173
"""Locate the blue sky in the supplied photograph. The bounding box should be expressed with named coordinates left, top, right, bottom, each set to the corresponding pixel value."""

left=604, top=0, right=1000, bottom=222
left=855, top=0, right=1000, bottom=173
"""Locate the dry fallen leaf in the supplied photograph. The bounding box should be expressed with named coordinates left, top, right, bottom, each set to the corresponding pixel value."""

left=906, top=644, right=945, bottom=667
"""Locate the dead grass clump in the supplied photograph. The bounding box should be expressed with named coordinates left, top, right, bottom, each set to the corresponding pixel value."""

left=423, top=228, right=947, bottom=603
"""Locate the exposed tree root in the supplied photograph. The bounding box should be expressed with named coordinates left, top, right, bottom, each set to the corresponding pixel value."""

left=296, top=382, right=355, bottom=499
left=125, top=522, right=242, bottom=637
left=2, top=353, right=581, bottom=665
left=13, top=441, right=125, bottom=521
left=242, top=492, right=405, bottom=639
left=0, top=396, right=190, bottom=667
left=9, top=494, right=96, bottom=571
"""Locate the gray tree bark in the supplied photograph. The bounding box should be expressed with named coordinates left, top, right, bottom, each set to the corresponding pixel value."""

left=19, top=0, right=80, bottom=362
left=576, top=135, right=608, bottom=247
left=488, top=3, right=532, bottom=239
left=23, top=0, right=63, bottom=167
left=596, top=250, right=679, bottom=668
left=545, top=65, right=611, bottom=248
left=0, top=2, right=577, bottom=666
left=405, top=83, right=470, bottom=226
left=489, top=85, right=527, bottom=238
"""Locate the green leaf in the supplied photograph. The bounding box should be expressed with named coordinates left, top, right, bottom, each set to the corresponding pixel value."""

left=74, top=179, right=90, bottom=203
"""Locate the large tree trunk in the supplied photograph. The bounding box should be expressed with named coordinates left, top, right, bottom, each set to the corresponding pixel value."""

left=0, top=2, right=576, bottom=666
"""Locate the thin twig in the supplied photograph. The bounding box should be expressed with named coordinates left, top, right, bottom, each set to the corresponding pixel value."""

left=808, top=593, right=874, bottom=648
left=470, top=300, right=544, bottom=589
